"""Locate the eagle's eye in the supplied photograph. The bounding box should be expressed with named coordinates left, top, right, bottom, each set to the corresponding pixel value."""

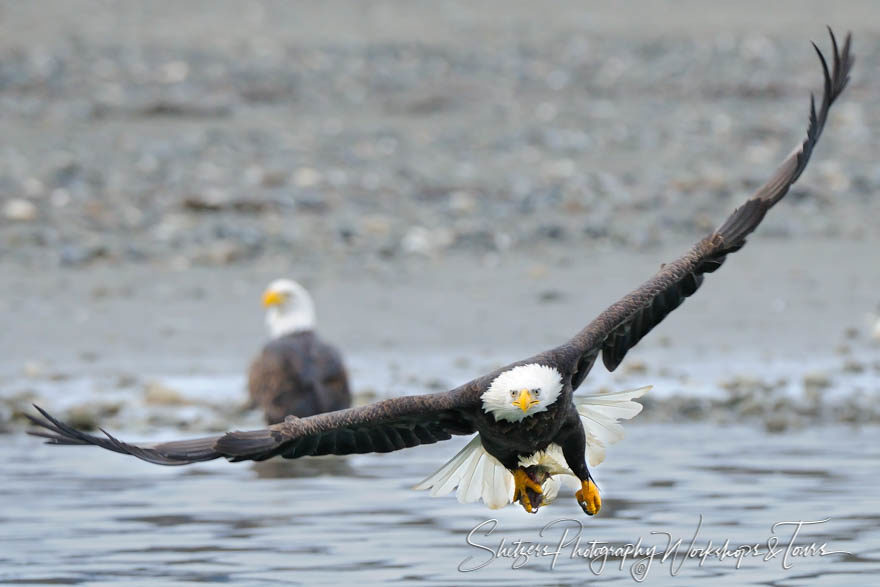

left=533, top=388, right=541, bottom=397
left=509, top=390, right=517, bottom=398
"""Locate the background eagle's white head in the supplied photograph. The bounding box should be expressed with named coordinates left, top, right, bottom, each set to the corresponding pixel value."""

left=481, top=363, right=564, bottom=422
left=262, top=278, right=316, bottom=338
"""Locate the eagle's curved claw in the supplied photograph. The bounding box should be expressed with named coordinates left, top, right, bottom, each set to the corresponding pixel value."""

left=512, top=468, right=543, bottom=513
left=576, top=479, right=601, bottom=516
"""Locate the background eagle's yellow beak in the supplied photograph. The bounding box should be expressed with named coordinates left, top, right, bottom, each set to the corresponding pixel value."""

left=262, top=290, right=284, bottom=308
left=514, top=389, right=533, bottom=412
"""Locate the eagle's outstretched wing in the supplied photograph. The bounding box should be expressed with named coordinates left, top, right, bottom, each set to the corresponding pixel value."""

left=562, top=29, right=853, bottom=389
left=27, top=387, right=480, bottom=465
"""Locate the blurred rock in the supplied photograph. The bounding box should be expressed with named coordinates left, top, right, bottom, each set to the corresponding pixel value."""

left=623, top=359, right=649, bottom=376
left=803, top=372, right=832, bottom=394
left=22, top=361, right=45, bottom=379
left=64, top=402, right=121, bottom=431
left=3, top=199, right=38, bottom=221
left=60, top=244, right=109, bottom=267
left=0, top=391, right=43, bottom=432
left=842, top=360, right=865, bottom=374
left=293, top=167, right=322, bottom=188
left=538, top=289, right=564, bottom=303
left=115, top=373, right=139, bottom=388
left=448, top=190, right=476, bottom=215
left=143, top=381, right=188, bottom=406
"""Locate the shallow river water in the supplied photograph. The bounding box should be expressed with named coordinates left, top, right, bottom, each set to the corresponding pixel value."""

left=3, top=418, right=879, bottom=585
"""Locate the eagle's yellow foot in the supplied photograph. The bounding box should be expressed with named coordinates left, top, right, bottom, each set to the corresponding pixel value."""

left=576, top=479, right=601, bottom=516
left=512, top=468, right=543, bottom=513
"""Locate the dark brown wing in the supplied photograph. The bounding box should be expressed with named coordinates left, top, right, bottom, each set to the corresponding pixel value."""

left=563, top=28, right=853, bottom=389
left=27, top=385, right=479, bottom=465
left=248, top=332, right=352, bottom=424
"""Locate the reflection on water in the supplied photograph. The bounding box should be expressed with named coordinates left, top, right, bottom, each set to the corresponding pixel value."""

left=3, top=423, right=879, bottom=584
left=250, top=456, right=358, bottom=480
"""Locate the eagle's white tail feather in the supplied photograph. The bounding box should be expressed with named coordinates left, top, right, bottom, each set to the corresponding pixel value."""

left=413, top=436, right=478, bottom=496
left=435, top=445, right=478, bottom=497
left=483, top=457, right=514, bottom=509
left=453, top=446, right=479, bottom=501
left=414, top=436, right=514, bottom=509
left=468, top=454, right=492, bottom=505
left=458, top=451, right=485, bottom=503
left=414, top=385, right=651, bottom=508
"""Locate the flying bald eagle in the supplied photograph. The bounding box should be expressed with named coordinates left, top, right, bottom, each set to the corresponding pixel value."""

left=248, top=279, right=351, bottom=424
left=28, top=30, right=853, bottom=516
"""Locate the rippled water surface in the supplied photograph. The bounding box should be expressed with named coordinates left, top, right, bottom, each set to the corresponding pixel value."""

left=3, top=418, right=879, bottom=585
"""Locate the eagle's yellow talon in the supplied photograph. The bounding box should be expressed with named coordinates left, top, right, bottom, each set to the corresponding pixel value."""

left=576, top=479, right=601, bottom=516
left=512, top=468, right=543, bottom=513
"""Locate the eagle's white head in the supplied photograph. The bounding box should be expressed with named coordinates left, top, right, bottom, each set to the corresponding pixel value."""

left=481, top=364, right=564, bottom=423
left=261, top=278, right=316, bottom=338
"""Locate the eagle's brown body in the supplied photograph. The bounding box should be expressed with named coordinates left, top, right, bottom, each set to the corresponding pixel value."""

left=471, top=379, right=575, bottom=469
left=248, top=331, right=350, bottom=424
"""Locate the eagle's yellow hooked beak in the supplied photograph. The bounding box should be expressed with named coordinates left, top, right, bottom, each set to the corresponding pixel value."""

left=262, top=290, right=285, bottom=308
left=514, top=389, right=536, bottom=412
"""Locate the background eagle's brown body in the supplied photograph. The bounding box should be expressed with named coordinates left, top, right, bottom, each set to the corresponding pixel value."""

left=247, top=331, right=351, bottom=424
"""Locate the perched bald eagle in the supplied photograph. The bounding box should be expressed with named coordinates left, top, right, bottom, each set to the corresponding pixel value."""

left=28, top=30, right=853, bottom=516
left=248, top=279, right=351, bottom=424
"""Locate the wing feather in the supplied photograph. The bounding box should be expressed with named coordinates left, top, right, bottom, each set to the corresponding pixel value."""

left=27, top=387, right=479, bottom=465
left=563, top=29, right=853, bottom=386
